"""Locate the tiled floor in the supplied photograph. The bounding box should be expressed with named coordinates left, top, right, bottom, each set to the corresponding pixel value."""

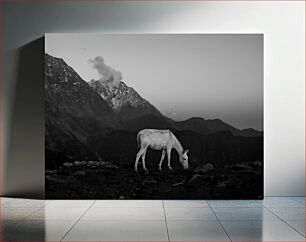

left=0, top=197, right=304, bottom=241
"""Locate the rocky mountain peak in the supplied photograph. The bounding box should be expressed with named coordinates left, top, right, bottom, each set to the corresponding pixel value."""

left=89, top=79, right=162, bottom=120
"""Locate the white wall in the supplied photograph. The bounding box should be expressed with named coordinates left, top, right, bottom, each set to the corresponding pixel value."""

left=2, top=1, right=305, bottom=197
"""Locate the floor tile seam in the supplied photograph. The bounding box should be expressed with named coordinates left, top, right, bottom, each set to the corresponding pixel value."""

left=264, top=206, right=305, bottom=238
left=79, top=219, right=168, bottom=221
left=88, top=206, right=163, bottom=209
left=217, top=218, right=285, bottom=221
left=60, top=200, right=96, bottom=242
left=263, top=206, right=305, bottom=209
left=163, top=206, right=211, bottom=208
left=210, top=206, right=264, bottom=209
left=207, top=201, right=232, bottom=242
left=162, top=200, right=170, bottom=242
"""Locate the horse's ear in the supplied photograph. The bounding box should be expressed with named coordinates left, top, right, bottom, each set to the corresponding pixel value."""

left=185, top=149, right=189, bottom=154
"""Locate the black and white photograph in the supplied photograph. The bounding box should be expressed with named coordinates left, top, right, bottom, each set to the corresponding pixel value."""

left=3, top=2, right=306, bottom=241
left=45, top=34, right=263, bottom=199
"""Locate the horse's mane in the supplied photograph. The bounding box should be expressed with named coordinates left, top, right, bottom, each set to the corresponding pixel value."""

left=169, top=130, right=183, bottom=153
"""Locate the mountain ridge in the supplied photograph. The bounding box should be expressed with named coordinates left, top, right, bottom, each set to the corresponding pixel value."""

left=45, top=53, right=122, bottom=163
left=46, top=53, right=262, bottom=146
left=89, top=79, right=163, bottom=120
left=88, top=75, right=262, bottom=137
left=125, top=114, right=262, bottom=137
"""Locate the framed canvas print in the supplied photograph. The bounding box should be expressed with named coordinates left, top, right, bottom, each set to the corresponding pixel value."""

left=45, top=34, right=263, bottom=199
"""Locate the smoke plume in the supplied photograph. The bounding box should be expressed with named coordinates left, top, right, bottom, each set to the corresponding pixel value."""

left=89, top=56, right=122, bottom=87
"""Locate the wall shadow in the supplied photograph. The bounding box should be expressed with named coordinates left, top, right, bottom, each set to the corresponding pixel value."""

left=4, top=37, right=45, bottom=199
left=1, top=216, right=46, bottom=240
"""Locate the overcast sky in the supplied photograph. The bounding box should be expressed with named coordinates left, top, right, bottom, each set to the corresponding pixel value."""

left=46, top=34, right=263, bottom=131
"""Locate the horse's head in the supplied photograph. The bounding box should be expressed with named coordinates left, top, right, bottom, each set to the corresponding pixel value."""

left=180, top=149, right=189, bottom=170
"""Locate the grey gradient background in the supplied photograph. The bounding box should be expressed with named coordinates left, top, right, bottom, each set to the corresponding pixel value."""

left=2, top=1, right=304, bottom=198
left=46, top=33, right=263, bottom=130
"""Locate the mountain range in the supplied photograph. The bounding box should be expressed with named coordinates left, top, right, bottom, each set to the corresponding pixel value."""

left=45, top=53, right=263, bottom=167
left=88, top=74, right=262, bottom=137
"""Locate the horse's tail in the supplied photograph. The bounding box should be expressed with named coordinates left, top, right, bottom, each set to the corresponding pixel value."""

left=136, top=131, right=142, bottom=148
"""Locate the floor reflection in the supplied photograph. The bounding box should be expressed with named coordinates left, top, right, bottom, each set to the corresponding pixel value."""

left=0, top=197, right=304, bottom=241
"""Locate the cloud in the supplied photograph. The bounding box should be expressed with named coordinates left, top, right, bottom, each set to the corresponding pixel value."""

left=89, top=56, right=122, bottom=87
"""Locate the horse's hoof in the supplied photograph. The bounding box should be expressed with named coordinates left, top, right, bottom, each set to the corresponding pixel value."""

left=158, top=167, right=162, bottom=171
left=144, top=170, right=149, bottom=175
left=168, top=167, right=173, bottom=170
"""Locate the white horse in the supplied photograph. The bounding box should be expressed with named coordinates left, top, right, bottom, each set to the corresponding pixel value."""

left=134, top=129, right=189, bottom=173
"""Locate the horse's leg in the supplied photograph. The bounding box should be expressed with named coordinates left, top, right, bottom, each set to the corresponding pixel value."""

left=142, top=146, right=149, bottom=174
left=135, top=147, right=145, bottom=173
left=158, top=149, right=166, bottom=171
left=167, top=148, right=172, bottom=170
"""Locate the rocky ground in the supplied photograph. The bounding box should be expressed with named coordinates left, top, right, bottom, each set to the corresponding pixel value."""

left=46, top=160, right=263, bottom=199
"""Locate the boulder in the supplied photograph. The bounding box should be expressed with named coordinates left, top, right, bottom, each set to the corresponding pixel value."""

left=73, top=161, right=83, bottom=166
left=46, top=169, right=57, bottom=174
left=80, top=161, right=87, bottom=166
left=73, top=170, right=86, bottom=176
left=46, top=175, right=55, bottom=181
left=253, top=161, right=263, bottom=167
left=87, top=161, right=95, bottom=166
left=172, top=180, right=186, bottom=187
left=216, top=181, right=230, bottom=188
left=233, top=164, right=253, bottom=170
left=93, top=161, right=101, bottom=166
left=63, top=162, right=73, bottom=167
left=194, top=163, right=214, bottom=173
left=143, top=177, right=157, bottom=184
left=187, top=174, right=202, bottom=184
left=101, top=161, right=119, bottom=169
